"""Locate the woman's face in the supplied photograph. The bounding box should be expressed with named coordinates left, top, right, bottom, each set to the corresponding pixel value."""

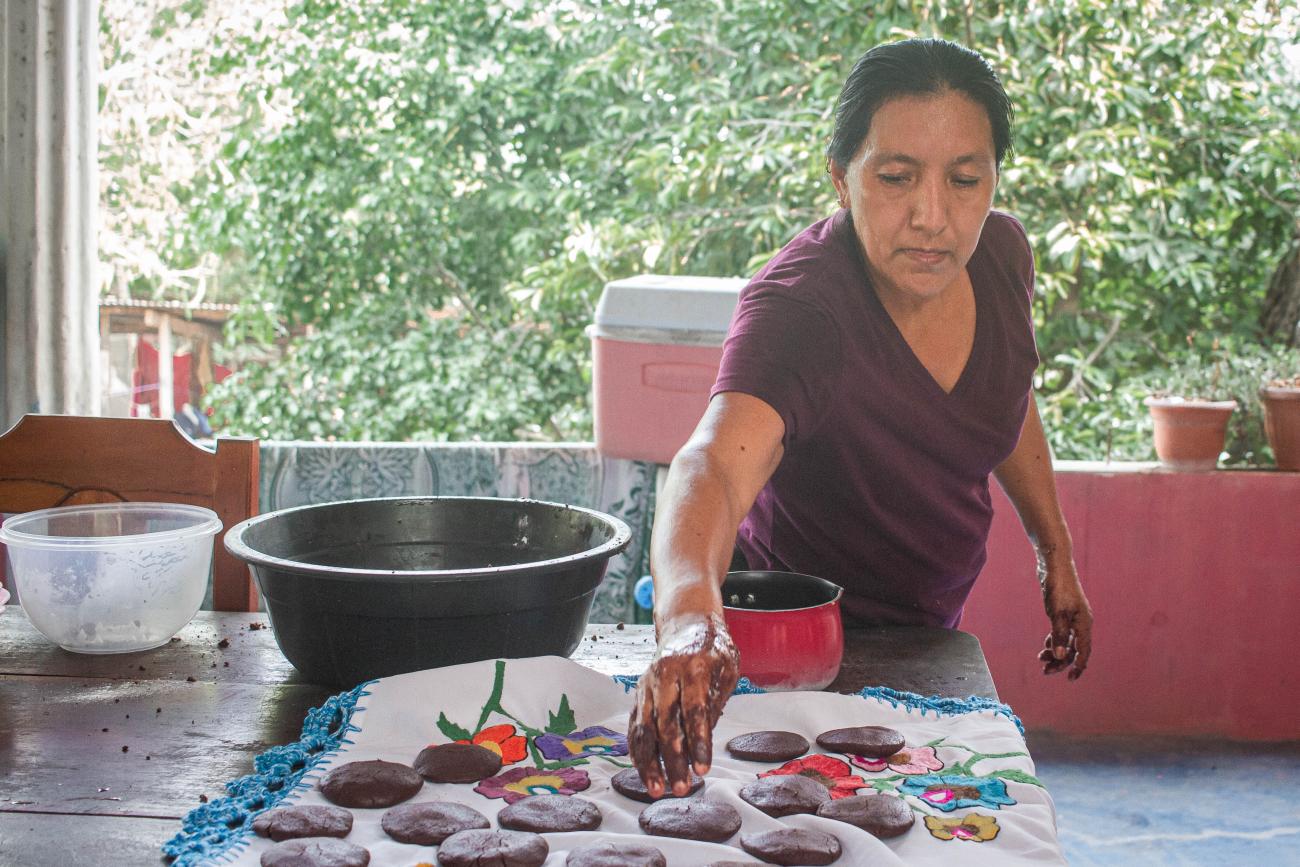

left=830, top=90, right=998, bottom=306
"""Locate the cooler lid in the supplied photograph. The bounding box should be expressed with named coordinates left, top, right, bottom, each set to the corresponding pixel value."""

left=594, top=275, right=745, bottom=340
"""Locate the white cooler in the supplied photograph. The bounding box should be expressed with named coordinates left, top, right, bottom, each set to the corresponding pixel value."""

left=591, top=274, right=746, bottom=464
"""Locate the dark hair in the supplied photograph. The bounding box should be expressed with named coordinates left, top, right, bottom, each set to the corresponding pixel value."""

left=826, top=38, right=1013, bottom=170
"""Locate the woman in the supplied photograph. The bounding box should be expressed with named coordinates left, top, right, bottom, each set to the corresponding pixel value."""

left=628, top=38, right=1093, bottom=798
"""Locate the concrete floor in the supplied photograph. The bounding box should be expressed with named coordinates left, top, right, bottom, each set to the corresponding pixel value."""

left=1028, top=733, right=1300, bottom=866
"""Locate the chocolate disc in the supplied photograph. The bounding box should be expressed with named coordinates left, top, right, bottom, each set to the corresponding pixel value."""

left=814, top=725, right=905, bottom=758
left=725, top=730, right=810, bottom=763
left=412, top=742, right=502, bottom=783
left=565, top=841, right=666, bottom=867
left=816, top=792, right=915, bottom=839
left=260, top=837, right=370, bottom=867
left=738, top=774, right=830, bottom=817
left=319, top=760, right=423, bottom=808
left=253, top=804, right=353, bottom=842
left=380, top=800, right=489, bottom=845
left=740, top=828, right=842, bottom=866
left=638, top=798, right=742, bottom=843
left=610, top=767, right=704, bottom=803
left=498, top=794, right=602, bottom=833
left=436, top=829, right=548, bottom=867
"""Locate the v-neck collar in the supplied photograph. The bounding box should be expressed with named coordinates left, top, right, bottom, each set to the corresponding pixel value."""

left=838, top=210, right=987, bottom=400
left=875, top=259, right=984, bottom=400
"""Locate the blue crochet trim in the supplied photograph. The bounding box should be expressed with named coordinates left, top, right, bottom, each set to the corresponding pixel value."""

left=161, top=680, right=376, bottom=866
left=855, top=684, right=1024, bottom=735
left=611, top=675, right=1023, bottom=734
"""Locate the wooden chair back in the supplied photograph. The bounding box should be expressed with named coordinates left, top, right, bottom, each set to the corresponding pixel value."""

left=0, top=414, right=260, bottom=611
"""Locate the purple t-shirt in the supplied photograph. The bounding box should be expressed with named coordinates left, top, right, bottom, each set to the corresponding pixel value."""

left=712, top=208, right=1039, bottom=628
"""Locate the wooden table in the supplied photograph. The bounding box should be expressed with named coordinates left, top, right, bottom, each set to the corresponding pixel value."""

left=0, top=610, right=997, bottom=865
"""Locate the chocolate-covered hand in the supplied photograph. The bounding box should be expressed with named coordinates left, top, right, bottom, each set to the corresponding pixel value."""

left=1038, top=563, right=1093, bottom=680
left=627, top=613, right=740, bottom=799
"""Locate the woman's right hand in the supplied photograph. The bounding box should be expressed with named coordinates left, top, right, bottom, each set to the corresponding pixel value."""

left=628, top=393, right=784, bottom=798
left=627, top=612, right=740, bottom=799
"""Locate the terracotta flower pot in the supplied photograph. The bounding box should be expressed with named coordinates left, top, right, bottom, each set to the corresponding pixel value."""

left=1260, top=386, right=1300, bottom=471
left=1144, top=397, right=1237, bottom=471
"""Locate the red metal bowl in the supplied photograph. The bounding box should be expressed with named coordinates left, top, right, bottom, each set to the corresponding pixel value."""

left=722, top=570, right=844, bottom=691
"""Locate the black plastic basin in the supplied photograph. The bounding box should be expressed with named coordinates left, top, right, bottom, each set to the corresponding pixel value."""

left=224, top=496, right=631, bottom=686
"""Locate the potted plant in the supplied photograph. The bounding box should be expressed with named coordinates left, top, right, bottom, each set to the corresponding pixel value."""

left=1143, top=341, right=1237, bottom=470
left=1261, top=372, right=1300, bottom=471
left=1144, top=340, right=1300, bottom=470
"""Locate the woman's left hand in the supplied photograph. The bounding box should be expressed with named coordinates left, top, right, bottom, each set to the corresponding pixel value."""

left=1038, top=563, right=1092, bottom=680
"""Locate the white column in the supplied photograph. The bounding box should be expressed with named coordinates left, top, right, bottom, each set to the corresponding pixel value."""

left=156, top=313, right=173, bottom=421
left=1, top=0, right=102, bottom=428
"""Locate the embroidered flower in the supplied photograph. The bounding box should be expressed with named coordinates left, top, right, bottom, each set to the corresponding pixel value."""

left=758, top=754, right=866, bottom=800
left=534, top=726, right=628, bottom=761
left=924, top=812, right=1000, bottom=842
left=899, top=775, right=1016, bottom=812
left=456, top=724, right=528, bottom=765
left=851, top=745, right=944, bottom=775
left=474, top=766, right=591, bottom=804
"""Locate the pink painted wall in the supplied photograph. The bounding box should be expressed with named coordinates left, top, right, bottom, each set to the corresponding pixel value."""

left=962, top=462, right=1300, bottom=741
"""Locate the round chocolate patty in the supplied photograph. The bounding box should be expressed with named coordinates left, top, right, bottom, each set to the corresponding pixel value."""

left=436, top=829, right=548, bottom=867
left=739, top=828, right=842, bottom=866
left=319, top=760, right=423, bottom=808
left=610, top=767, right=704, bottom=803
left=380, top=800, right=489, bottom=845
left=260, top=837, right=370, bottom=867
left=498, top=794, right=602, bottom=833
left=638, top=798, right=742, bottom=843
left=738, top=774, right=830, bottom=817
left=725, top=731, right=810, bottom=763
left=412, top=742, right=502, bottom=783
left=816, top=792, right=915, bottom=839
left=253, top=804, right=353, bottom=841
left=814, top=725, right=905, bottom=758
left=565, top=841, right=667, bottom=867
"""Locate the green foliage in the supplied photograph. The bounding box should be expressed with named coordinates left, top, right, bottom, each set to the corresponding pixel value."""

left=207, top=298, right=591, bottom=441
left=181, top=0, right=1300, bottom=448
left=988, top=2, right=1300, bottom=462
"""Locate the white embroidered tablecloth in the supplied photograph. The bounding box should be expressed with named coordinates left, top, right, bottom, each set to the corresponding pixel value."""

left=166, top=657, right=1065, bottom=866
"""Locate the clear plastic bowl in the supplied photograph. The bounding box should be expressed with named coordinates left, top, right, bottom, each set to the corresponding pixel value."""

left=0, top=502, right=222, bottom=653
